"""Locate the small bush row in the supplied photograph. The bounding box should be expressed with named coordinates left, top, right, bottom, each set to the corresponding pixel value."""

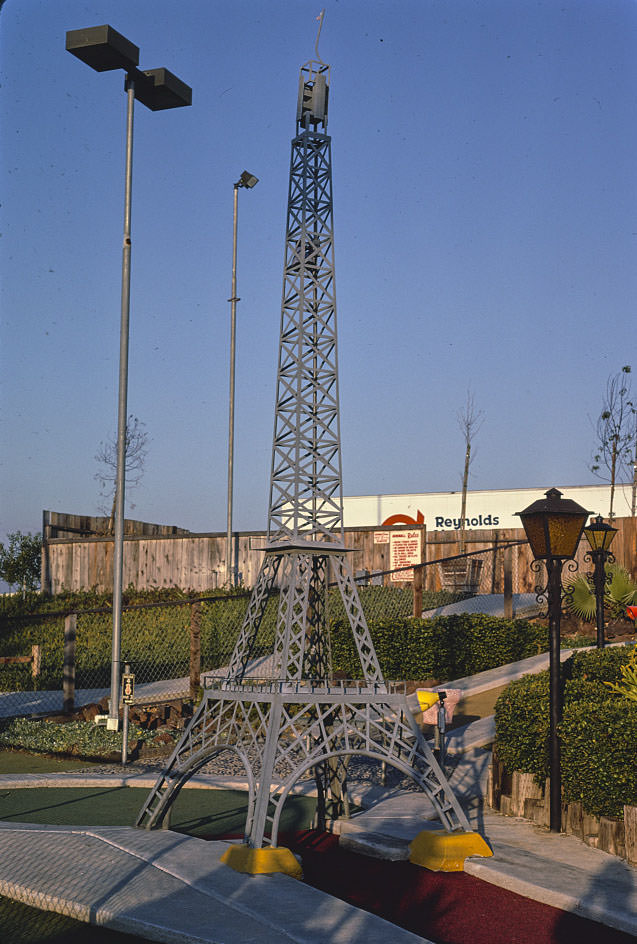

left=494, top=646, right=637, bottom=818
left=0, top=717, right=173, bottom=757
left=330, top=613, right=548, bottom=681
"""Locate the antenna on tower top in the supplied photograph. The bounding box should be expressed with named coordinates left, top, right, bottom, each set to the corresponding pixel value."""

left=315, top=9, right=326, bottom=64
left=297, top=10, right=330, bottom=131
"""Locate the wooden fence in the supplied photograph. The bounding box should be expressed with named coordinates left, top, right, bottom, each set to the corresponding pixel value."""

left=41, top=513, right=636, bottom=595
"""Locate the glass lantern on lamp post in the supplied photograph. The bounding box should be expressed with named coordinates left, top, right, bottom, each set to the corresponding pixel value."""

left=583, top=515, right=617, bottom=649
left=517, top=488, right=590, bottom=833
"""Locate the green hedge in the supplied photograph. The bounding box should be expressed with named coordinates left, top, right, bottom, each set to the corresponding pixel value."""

left=493, top=672, right=550, bottom=778
left=1, top=591, right=547, bottom=694
left=331, top=614, right=548, bottom=681
left=494, top=645, right=637, bottom=818
left=562, top=646, right=633, bottom=683
left=0, top=587, right=461, bottom=692
left=0, top=589, right=254, bottom=692
left=560, top=698, right=637, bottom=817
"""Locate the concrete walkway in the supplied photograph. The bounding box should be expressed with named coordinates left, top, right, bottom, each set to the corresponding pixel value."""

left=422, top=592, right=540, bottom=619
left=0, top=822, right=429, bottom=944
left=336, top=751, right=637, bottom=938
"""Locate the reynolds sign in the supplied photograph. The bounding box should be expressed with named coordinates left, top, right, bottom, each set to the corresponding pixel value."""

left=342, top=483, right=632, bottom=532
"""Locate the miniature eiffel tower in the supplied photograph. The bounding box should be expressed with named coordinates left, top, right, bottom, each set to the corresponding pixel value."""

left=136, top=43, right=483, bottom=871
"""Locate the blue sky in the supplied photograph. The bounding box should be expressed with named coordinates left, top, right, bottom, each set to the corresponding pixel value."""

left=1, top=0, right=636, bottom=554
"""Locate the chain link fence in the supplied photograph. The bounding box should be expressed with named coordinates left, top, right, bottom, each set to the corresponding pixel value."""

left=0, top=542, right=531, bottom=719
left=353, top=540, right=532, bottom=619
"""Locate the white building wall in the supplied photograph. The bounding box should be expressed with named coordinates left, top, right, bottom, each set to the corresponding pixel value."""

left=342, top=483, right=633, bottom=532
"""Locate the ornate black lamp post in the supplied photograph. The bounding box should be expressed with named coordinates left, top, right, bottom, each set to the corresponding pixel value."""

left=517, top=488, right=589, bottom=832
left=583, top=516, right=617, bottom=649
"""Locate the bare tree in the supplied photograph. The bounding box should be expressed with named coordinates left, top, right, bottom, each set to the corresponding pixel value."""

left=457, top=391, right=484, bottom=552
left=95, top=415, right=150, bottom=530
left=590, top=366, right=635, bottom=519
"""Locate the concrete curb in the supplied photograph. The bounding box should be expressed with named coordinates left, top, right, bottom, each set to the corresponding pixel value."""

left=0, top=824, right=432, bottom=944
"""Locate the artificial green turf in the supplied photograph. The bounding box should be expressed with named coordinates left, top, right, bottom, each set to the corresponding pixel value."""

left=0, top=760, right=317, bottom=940
left=0, top=785, right=316, bottom=837
left=0, top=749, right=104, bottom=776
left=0, top=894, right=160, bottom=944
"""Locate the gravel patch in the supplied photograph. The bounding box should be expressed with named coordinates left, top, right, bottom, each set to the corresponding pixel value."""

left=68, top=752, right=435, bottom=794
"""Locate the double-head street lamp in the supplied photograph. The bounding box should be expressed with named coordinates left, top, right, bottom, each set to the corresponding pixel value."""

left=67, top=25, right=191, bottom=730
left=583, top=515, right=617, bottom=649
left=517, top=488, right=590, bottom=832
left=226, top=171, right=258, bottom=587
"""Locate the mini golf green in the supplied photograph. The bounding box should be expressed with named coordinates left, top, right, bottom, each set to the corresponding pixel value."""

left=0, top=749, right=105, bottom=775
left=0, top=782, right=318, bottom=942
left=0, top=785, right=317, bottom=836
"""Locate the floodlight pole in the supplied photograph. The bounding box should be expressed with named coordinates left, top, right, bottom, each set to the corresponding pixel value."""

left=109, top=76, right=135, bottom=730
left=226, top=172, right=258, bottom=587
left=66, top=25, right=192, bottom=732
left=226, top=182, right=240, bottom=587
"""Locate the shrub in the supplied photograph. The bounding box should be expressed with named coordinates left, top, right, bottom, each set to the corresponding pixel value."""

left=0, top=588, right=252, bottom=693
left=561, top=646, right=634, bottom=684
left=331, top=614, right=547, bottom=681
left=0, top=717, right=174, bottom=757
left=494, top=672, right=549, bottom=782
left=494, top=644, right=637, bottom=817
left=561, top=698, right=637, bottom=817
left=603, top=645, right=637, bottom=704
left=1, top=589, right=546, bottom=693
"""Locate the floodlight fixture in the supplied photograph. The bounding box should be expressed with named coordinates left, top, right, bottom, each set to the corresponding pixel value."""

left=135, top=69, right=192, bottom=111
left=237, top=171, right=259, bottom=189
left=66, top=26, right=192, bottom=112
left=66, top=25, right=139, bottom=73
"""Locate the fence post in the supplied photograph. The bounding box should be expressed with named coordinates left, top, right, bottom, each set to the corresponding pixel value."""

left=412, top=525, right=426, bottom=617
left=31, top=644, right=41, bottom=680
left=412, top=566, right=423, bottom=618
left=190, top=601, right=201, bottom=698
left=503, top=547, right=513, bottom=619
left=63, top=614, right=76, bottom=714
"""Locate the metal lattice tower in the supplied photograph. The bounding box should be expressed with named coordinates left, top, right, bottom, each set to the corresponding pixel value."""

left=137, top=50, right=471, bottom=849
left=269, top=58, right=341, bottom=548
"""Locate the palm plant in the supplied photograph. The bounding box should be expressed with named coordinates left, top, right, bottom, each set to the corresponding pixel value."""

left=565, top=563, right=637, bottom=622
left=604, top=646, right=637, bottom=703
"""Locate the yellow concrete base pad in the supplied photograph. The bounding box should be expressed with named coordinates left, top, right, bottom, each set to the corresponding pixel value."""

left=409, top=830, right=493, bottom=872
left=220, top=844, right=303, bottom=879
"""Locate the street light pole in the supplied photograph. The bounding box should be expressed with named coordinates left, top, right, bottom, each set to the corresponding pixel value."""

left=67, top=25, right=191, bottom=731
left=110, top=74, right=136, bottom=729
left=226, top=171, right=258, bottom=587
